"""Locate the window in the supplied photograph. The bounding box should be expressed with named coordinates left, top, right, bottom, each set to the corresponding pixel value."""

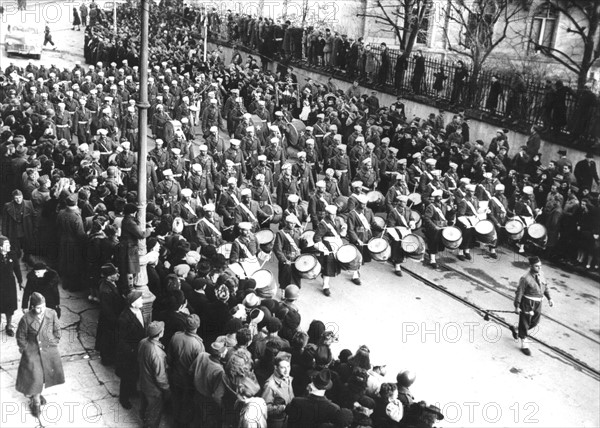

left=414, top=1, right=434, bottom=46
left=529, top=4, right=557, bottom=52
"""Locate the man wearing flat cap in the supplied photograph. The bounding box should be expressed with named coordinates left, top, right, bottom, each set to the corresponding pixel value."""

left=511, top=256, right=554, bottom=356
left=190, top=341, right=228, bottom=427
left=138, top=321, right=170, bottom=427
left=286, top=369, right=340, bottom=428
left=95, top=263, right=124, bottom=365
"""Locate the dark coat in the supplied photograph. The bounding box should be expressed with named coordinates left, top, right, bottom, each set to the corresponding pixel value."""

left=56, top=207, right=86, bottom=278
left=0, top=251, right=21, bottom=314
left=16, top=309, right=65, bottom=395
left=2, top=200, right=35, bottom=252
left=95, top=279, right=126, bottom=358
left=286, top=394, right=341, bottom=428
left=117, top=215, right=151, bottom=274
left=115, top=307, right=147, bottom=378
left=21, top=269, right=60, bottom=315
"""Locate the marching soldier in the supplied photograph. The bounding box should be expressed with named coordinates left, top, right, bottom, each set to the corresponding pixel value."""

left=186, top=164, right=212, bottom=206
left=385, top=176, right=410, bottom=213
left=443, top=162, right=459, bottom=192
left=423, top=189, right=455, bottom=269
left=456, top=184, right=480, bottom=261
left=230, top=222, right=262, bottom=266
left=156, top=169, right=182, bottom=215
left=217, top=177, right=242, bottom=230
left=323, top=169, right=341, bottom=200
left=196, top=203, right=226, bottom=249
left=514, top=185, right=541, bottom=253
left=276, top=164, right=300, bottom=208
left=475, top=172, right=497, bottom=202
left=330, top=144, right=351, bottom=197
left=73, top=97, right=92, bottom=144
left=235, top=188, right=270, bottom=232
left=252, top=156, right=274, bottom=194
left=241, top=126, right=262, bottom=174
left=265, top=137, right=286, bottom=184
left=121, top=106, right=139, bottom=151
left=280, top=194, right=308, bottom=230
left=151, top=104, right=171, bottom=141
left=54, top=102, right=72, bottom=143
left=309, top=180, right=334, bottom=230
left=274, top=214, right=304, bottom=289
left=149, top=139, right=169, bottom=177
left=224, top=139, right=246, bottom=179
left=173, top=188, right=202, bottom=243
left=313, top=205, right=362, bottom=296
left=293, top=152, right=315, bottom=201
left=166, top=148, right=187, bottom=186
left=346, top=193, right=382, bottom=268
left=386, top=195, right=417, bottom=276
left=353, top=158, right=378, bottom=191
left=205, top=126, right=226, bottom=169
left=304, top=139, right=321, bottom=182
left=115, top=141, right=137, bottom=190
left=201, top=98, right=224, bottom=135
left=407, top=152, right=425, bottom=189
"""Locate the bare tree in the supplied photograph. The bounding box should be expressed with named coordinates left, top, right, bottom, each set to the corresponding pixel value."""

left=526, top=0, right=600, bottom=89
left=356, top=0, right=432, bottom=58
left=442, top=0, right=525, bottom=106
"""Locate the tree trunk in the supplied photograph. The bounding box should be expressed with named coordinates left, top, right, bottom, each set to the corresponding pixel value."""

left=468, top=63, right=481, bottom=108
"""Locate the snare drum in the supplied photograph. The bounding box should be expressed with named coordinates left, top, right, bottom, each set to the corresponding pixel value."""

left=401, top=234, right=426, bottom=259
left=256, top=229, right=275, bottom=253
left=366, top=191, right=385, bottom=212
left=373, top=216, right=386, bottom=230
left=335, top=196, right=348, bottom=212
left=407, top=193, right=422, bottom=208
left=527, top=223, right=548, bottom=248
left=251, top=269, right=276, bottom=298
left=367, top=238, right=391, bottom=261
left=294, top=254, right=322, bottom=279
left=410, top=211, right=422, bottom=229
left=336, top=244, right=361, bottom=270
left=300, top=230, right=315, bottom=249
left=216, top=243, right=232, bottom=261
left=263, top=204, right=283, bottom=224
left=474, top=220, right=497, bottom=244
left=441, top=226, right=463, bottom=249
left=505, top=219, right=525, bottom=241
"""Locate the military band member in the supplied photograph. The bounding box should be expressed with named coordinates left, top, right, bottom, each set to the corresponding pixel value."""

left=206, top=126, right=226, bottom=169
left=149, top=139, right=169, bottom=175
left=313, top=205, right=362, bottom=296
left=242, top=125, right=262, bottom=173
left=156, top=169, right=182, bottom=214
left=386, top=195, right=416, bottom=276
left=341, top=181, right=364, bottom=216
left=167, top=148, right=186, bottom=186
left=514, top=185, right=541, bottom=253
left=115, top=140, right=137, bottom=189
left=510, top=256, right=554, bottom=356
left=251, top=174, right=272, bottom=208
left=173, top=188, right=202, bottom=242
left=236, top=188, right=270, bottom=232
left=193, top=144, right=218, bottom=186
left=225, top=138, right=246, bottom=178
left=274, top=214, right=304, bottom=289
left=323, top=169, right=341, bottom=199
left=265, top=137, right=286, bottom=184
left=186, top=164, right=211, bottom=206
left=453, top=177, right=470, bottom=204
left=230, top=222, right=260, bottom=265
left=331, top=144, right=351, bottom=197
left=443, top=162, right=459, bottom=192
left=353, top=158, right=378, bottom=191
left=488, top=183, right=510, bottom=252
left=281, top=194, right=308, bottom=229
left=252, top=155, right=274, bottom=194
left=347, top=193, right=382, bottom=268
left=196, top=203, right=226, bottom=248
left=217, top=177, right=242, bottom=228
left=304, top=139, right=321, bottom=181
left=385, top=176, right=410, bottom=213
left=308, top=181, right=333, bottom=230
left=293, top=152, right=315, bottom=201
left=423, top=189, right=455, bottom=269
left=456, top=184, right=480, bottom=261
left=407, top=152, right=425, bottom=189
left=276, top=163, right=300, bottom=208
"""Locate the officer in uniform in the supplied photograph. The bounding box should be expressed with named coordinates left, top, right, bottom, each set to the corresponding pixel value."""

left=196, top=203, right=226, bottom=249
left=423, top=189, right=455, bottom=269
left=386, top=195, right=416, bottom=276
left=510, top=256, right=554, bottom=356
left=274, top=214, right=303, bottom=289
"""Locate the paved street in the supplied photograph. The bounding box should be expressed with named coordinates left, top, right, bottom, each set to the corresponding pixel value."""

left=1, top=3, right=600, bottom=427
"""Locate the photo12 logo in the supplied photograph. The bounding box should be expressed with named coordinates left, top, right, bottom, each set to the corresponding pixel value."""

left=434, top=401, right=540, bottom=424
left=1, top=1, right=73, bottom=24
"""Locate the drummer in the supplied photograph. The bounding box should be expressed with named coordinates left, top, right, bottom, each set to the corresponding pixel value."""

left=342, top=181, right=365, bottom=216
left=323, top=168, right=341, bottom=199
left=252, top=155, right=274, bottom=194
left=456, top=184, right=481, bottom=261
left=308, top=180, right=333, bottom=230
left=251, top=174, right=272, bottom=208
left=353, top=158, right=378, bottom=191
left=236, top=188, right=271, bottom=232
left=330, top=144, right=351, bottom=197
left=443, top=162, right=459, bottom=192
left=488, top=183, right=511, bottom=255
left=386, top=195, right=416, bottom=276
left=265, top=137, right=286, bottom=184
left=274, top=214, right=304, bottom=289
left=313, top=205, right=362, bottom=296
left=225, top=139, right=246, bottom=178
left=196, top=203, right=226, bottom=249
left=217, top=176, right=242, bottom=228
left=276, top=163, right=300, bottom=207
left=514, top=185, right=541, bottom=253
left=280, top=194, right=308, bottom=230
left=423, top=189, right=455, bottom=269
left=347, top=193, right=383, bottom=268
left=230, top=222, right=261, bottom=265
left=453, top=177, right=471, bottom=204
left=173, top=188, right=202, bottom=236
left=385, top=175, right=410, bottom=213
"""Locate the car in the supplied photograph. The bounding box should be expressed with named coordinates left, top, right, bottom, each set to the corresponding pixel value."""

left=4, top=24, right=43, bottom=60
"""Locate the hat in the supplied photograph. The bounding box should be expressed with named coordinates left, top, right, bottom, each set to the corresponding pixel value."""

left=171, top=148, right=181, bottom=155
left=203, top=203, right=215, bottom=212
left=316, top=180, right=326, bottom=188
left=528, top=256, right=541, bottom=265
left=432, top=189, right=443, bottom=197
left=398, top=158, right=407, bottom=165
left=389, top=147, right=399, bottom=155
left=30, top=292, right=46, bottom=307
left=185, top=251, right=201, bottom=265
left=495, top=184, right=505, bottom=191
left=66, top=193, right=78, bottom=207
left=523, top=186, right=534, bottom=195
left=465, top=184, right=476, bottom=192
left=126, top=290, right=143, bottom=305
left=306, top=139, right=315, bottom=146
left=449, top=162, right=458, bottom=169
left=352, top=181, right=364, bottom=188
left=230, top=139, right=241, bottom=146
left=184, top=314, right=201, bottom=332
left=362, top=158, right=372, bottom=165
left=163, top=169, right=173, bottom=176
left=148, top=321, right=165, bottom=338
left=210, top=126, right=218, bottom=133
left=239, top=222, right=252, bottom=230
left=243, top=113, right=252, bottom=119
left=209, top=341, right=227, bottom=356
left=412, top=152, right=422, bottom=159
left=358, top=396, right=376, bottom=410
left=243, top=293, right=261, bottom=309
left=181, top=188, right=193, bottom=198
left=396, top=194, right=409, bottom=203
left=192, top=163, right=202, bottom=173
left=285, top=214, right=300, bottom=225
left=425, top=158, right=436, bottom=166
left=325, top=205, right=337, bottom=214
left=288, top=194, right=300, bottom=203
left=357, top=194, right=368, bottom=204
left=124, top=203, right=138, bottom=215
left=241, top=188, right=252, bottom=196
left=313, top=369, right=333, bottom=390
left=258, top=155, right=267, bottom=162
left=459, top=177, right=471, bottom=184
left=100, top=263, right=118, bottom=277
left=284, top=284, right=300, bottom=300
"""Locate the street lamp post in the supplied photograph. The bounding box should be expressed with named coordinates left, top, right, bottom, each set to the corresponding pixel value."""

left=135, top=0, right=155, bottom=326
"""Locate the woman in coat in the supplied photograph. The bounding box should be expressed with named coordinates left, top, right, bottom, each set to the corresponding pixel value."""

left=0, top=236, right=21, bottom=336
left=21, top=262, right=60, bottom=318
left=16, top=292, right=64, bottom=418
left=72, top=6, right=81, bottom=30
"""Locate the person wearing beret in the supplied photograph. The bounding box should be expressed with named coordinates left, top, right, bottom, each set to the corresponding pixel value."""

left=0, top=236, right=21, bottom=337
left=15, top=292, right=65, bottom=418
left=56, top=192, right=87, bottom=291
left=511, top=256, right=554, bottom=356
left=116, top=290, right=147, bottom=409
left=95, top=263, right=125, bottom=366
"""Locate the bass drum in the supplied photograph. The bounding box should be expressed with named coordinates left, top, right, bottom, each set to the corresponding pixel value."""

left=287, top=119, right=306, bottom=149
left=294, top=254, right=322, bottom=279
left=366, top=191, right=385, bottom=213
left=251, top=269, right=276, bottom=299
left=256, top=229, right=276, bottom=253
left=164, top=120, right=183, bottom=143
left=368, top=238, right=391, bottom=262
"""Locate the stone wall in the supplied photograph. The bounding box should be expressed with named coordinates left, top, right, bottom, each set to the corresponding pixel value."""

left=211, top=41, right=590, bottom=166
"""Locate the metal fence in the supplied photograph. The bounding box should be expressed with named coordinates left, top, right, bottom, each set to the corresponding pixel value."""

left=210, top=18, right=599, bottom=148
